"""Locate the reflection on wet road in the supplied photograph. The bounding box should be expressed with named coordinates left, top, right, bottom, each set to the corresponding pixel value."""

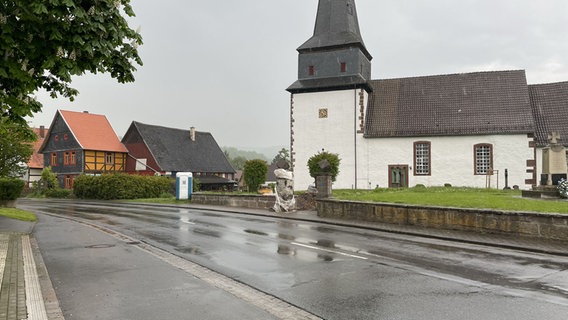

left=18, top=199, right=568, bottom=320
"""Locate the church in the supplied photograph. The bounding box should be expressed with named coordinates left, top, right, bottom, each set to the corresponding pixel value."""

left=287, top=0, right=568, bottom=191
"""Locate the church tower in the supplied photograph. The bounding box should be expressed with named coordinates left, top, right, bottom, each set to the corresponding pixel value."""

left=288, top=0, right=372, bottom=190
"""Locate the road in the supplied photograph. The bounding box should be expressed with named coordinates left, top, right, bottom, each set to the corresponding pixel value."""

left=18, top=199, right=568, bottom=320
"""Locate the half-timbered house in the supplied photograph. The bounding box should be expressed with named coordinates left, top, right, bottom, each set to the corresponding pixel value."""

left=39, top=110, right=128, bottom=188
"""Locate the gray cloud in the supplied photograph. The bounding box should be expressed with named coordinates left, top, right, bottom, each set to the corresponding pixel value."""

left=29, top=0, right=568, bottom=150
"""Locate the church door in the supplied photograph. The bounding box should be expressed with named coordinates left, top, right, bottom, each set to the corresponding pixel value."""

left=389, top=165, right=408, bottom=188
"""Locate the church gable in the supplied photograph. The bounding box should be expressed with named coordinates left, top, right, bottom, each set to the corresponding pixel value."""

left=364, top=70, right=535, bottom=138
left=529, top=81, right=568, bottom=147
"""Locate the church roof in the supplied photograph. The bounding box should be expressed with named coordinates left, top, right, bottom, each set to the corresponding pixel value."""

left=365, top=70, right=535, bottom=138
left=123, top=122, right=235, bottom=174
left=529, top=81, right=568, bottom=147
left=298, top=0, right=372, bottom=60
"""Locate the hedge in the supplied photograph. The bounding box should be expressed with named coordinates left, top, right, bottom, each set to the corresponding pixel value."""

left=0, top=178, right=25, bottom=200
left=73, top=174, right=172, bottom=200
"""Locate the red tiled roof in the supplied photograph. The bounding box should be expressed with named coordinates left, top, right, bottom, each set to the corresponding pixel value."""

left=27, top=127, right=45, bottom=169
left=60, top=110, right=128, bottom=152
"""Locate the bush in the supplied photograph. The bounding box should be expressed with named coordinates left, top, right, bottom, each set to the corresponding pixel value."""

left=44, top=188, right=72, bottom=199
left=0, top=178, right=25, bottom=200
left=307, top=151, right=341, bottom=182
left=73, top=174, right=172, bottom=200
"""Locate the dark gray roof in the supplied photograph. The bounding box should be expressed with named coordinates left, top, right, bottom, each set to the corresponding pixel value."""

left=287, top=75, right=371, bottom=93
left=364, top=70, right=535, bottom=138
left=529, top=81, right=568, bottom=147
left=298, top=0, right=371, bottom=60
left=128, top=122, right=235, bottom=173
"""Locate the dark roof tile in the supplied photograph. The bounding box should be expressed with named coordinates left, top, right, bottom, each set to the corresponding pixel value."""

left=365, top=70, right=534, bottom=137
left=127, top=122, right=235, bottom=174
left=529, top=81, right=568, bottom=147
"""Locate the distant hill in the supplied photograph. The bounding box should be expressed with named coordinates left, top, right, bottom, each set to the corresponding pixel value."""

left=222, top=147, right=271, bottom=161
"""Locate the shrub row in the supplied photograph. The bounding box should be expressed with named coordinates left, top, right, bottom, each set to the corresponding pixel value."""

left=0, top=178, right=25, bottom=200
left=73, top=174, right=172, bottom=200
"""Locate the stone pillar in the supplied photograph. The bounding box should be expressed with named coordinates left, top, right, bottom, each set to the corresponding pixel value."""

left=316, top=174, right=332, bottom=199
left=541, top=132, right=567, bottom=186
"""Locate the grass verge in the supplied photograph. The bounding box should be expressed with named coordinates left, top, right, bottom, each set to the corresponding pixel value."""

left=333, top=187, right=568, bottom=214
left=0, top=208, right=37, bottom=222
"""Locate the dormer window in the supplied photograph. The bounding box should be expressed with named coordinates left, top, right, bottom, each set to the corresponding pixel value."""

left=309, top=65, right=315, bottom=76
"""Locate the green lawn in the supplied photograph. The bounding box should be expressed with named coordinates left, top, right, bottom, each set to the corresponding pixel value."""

left=333, top=187, right=568, bottom=214
left=0, top=208, right=37, bottom=222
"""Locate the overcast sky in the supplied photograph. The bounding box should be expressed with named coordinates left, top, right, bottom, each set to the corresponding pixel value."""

left=28, top=0, right=568, bottom=152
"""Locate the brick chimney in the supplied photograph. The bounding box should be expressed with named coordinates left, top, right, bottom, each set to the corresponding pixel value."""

left=39, top=125, right=46, bottom=138
left=190, top=127, right=196, bottom=142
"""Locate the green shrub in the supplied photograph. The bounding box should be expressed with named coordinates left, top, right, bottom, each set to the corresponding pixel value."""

left=0, top=178, right=25, bottom=200
left=44, top=188, right=72, bottom=198
left=73, top=174, right=172, bottom=200
left=307, top=151, right=341, bottom=182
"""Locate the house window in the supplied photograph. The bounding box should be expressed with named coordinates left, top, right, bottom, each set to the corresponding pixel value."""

left=474, top=144, right=493, bottom=175
left=318, top=108, right=328, bottom=118
left=64, top=175, right=73, bottom=189
left=70, top=151, right=76, bottom=165
left=308, top=65, right=315, bottom=76
left=51, top=153, right=57, bottom=166
left=414, top=142, right=431, bottom=175
left=105, top=152, right=114, bottom=165
left=64, top=151, right=77, bottom=166
left=340, top=62, right=347, bottom=73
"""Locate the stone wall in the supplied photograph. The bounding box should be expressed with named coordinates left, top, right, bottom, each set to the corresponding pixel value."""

left=317, top=199, right=568, bottom=241
left=191, top=193, right=275, bottom=210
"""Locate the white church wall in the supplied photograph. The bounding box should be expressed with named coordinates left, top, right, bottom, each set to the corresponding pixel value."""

left=358, top=134, right=533, bottom=190
left=291, top=89, right=367, bottom=191
left=292, top=91, right=533, bottom=191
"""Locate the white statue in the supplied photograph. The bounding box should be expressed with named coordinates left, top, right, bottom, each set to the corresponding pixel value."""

left=273, top=168, right=295, bottom=212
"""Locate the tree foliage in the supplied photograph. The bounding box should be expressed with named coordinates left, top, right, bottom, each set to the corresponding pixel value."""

left=271, top=148, right=290, bottom=166
left=0, top=0, right=143, bottom=125
left=307, top=151, right=341, bottom=182
left=0, top=118, right=34, bottom=177
left=0, top=177, right=25, bottom=200
left=243, top=159, right=268, bottom=192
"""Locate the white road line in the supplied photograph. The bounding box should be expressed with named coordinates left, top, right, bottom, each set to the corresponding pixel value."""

left=291, top=242, right=368, bottom=260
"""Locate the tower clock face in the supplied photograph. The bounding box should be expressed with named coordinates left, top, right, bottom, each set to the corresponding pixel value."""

left=319, top=108, right=328, bottom=118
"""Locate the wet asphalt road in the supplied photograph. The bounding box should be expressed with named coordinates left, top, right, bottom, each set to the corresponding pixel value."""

left=18, top=199, right=568, bottom=320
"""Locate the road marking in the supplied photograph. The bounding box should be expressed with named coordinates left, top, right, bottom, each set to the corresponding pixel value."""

left=291, top=242, right=368, bottom=260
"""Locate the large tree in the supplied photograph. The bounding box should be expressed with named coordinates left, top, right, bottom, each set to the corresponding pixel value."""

left=0, top=118, right=34, bottom=177
left=0, top=0, right=143, bottom=125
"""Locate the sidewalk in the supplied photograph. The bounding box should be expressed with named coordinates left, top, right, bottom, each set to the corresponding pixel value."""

left=0, top=217, right=61, bottom=320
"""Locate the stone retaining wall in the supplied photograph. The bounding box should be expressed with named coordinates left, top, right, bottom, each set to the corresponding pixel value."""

left=317, top=199, right=568, bottom=241
left=191, top=193, right=276, bottom=210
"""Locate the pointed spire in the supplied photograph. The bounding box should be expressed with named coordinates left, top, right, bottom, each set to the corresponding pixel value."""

left=298, top=0, right=372, bottom=60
